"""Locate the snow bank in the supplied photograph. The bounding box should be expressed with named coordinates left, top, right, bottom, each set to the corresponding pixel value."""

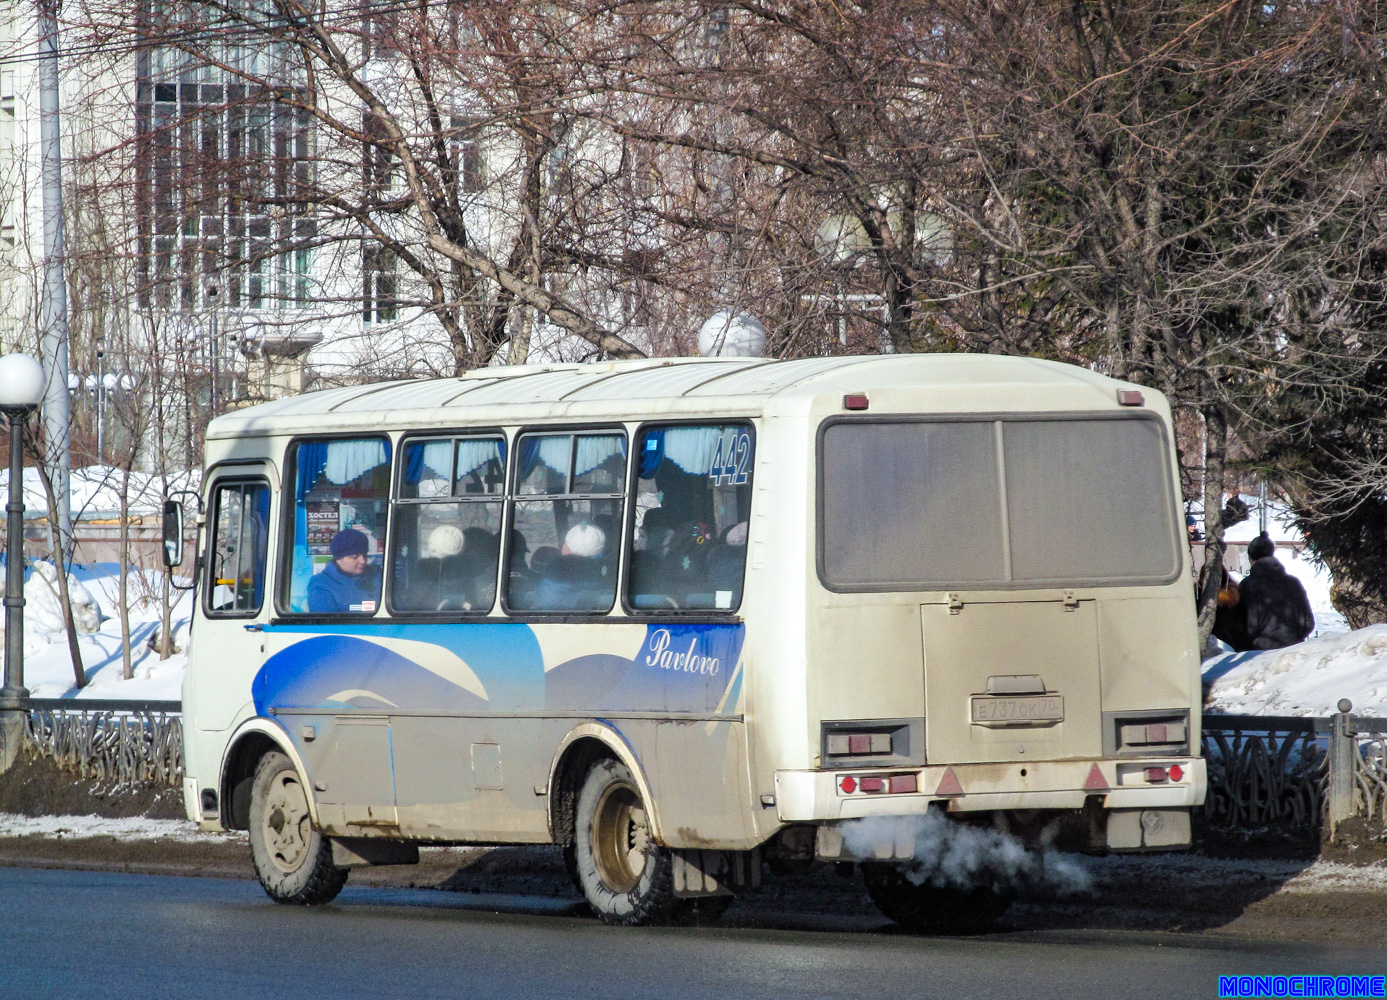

left=0, top=813, right=231, bottom=841
left=1204, top=625, right=1387, bottom=717
left=18, top=564, right=192, bottom=702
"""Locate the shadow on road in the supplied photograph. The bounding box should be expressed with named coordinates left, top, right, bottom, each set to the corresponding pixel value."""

left=426, top=844, right=1325, bottom=938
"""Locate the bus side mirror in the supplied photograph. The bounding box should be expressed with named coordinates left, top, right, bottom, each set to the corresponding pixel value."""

left=161, top=499, right=184, bottom=568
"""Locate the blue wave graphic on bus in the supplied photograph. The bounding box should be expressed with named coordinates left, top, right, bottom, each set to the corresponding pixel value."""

left=545, top=625, right=744, bottom=713
left=252, top=622, right=744, bottom=716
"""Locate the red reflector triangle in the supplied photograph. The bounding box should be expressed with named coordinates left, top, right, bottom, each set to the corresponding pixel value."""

left=934, top=767, right=964, bottom=796
left=1083, top=763, right=1108, bottom=791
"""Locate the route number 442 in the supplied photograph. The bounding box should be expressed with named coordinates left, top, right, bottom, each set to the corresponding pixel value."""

left=709, top=432, right=752, bottom=486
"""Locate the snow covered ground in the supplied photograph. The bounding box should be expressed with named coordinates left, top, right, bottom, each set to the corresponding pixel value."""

left=18, top=562, right=190, bottom=702
left=0, top=813, right=232, bottom=842
left=1203, top=626, right=1387, bottom=718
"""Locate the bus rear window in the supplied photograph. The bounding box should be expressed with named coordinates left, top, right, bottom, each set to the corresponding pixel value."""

left=820, top=417, right=1179, bottom=590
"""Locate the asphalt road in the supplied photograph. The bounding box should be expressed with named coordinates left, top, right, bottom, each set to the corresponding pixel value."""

left=2, top=867, right=1385, bottom=1000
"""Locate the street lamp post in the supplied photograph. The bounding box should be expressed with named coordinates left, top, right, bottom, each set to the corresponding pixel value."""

left=207, top=284, right=220, bottom=415
left=94, top=335, right=106, bottom=464
left=0, top=353, right=46, bottom=772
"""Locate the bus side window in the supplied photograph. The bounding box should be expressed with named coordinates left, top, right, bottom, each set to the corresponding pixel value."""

left=506, top=431, right=626, bottom=613
left=629, top=424, right=753, bottom=612
left=282, top=436, right=391, bottom=615
left=391, top=436, right=505, bottom=613
left=206, top=481, right=271, bottom=616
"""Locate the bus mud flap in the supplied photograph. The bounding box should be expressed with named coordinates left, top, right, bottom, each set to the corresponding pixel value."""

left=671, top=848, right=762, bottom=897
left=330, top=837, right=420, bottom=868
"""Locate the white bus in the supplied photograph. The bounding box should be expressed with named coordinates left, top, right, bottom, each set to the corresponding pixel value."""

left=174, top=353, right=1204, bottom=928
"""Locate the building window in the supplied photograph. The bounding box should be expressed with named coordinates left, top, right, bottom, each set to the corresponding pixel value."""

left=135, top=33, right=314, bottom=312
left=362, top=111, right=397, bottom=195
left=450, top=116, right=485, bottom=194
left=363, top=243, right=398, bottom=324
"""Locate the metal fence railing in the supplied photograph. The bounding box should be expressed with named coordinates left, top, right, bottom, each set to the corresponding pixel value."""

left=22, top=699, right=183, bottom=788
left=1201, top=705, right=1387, bottom=840
left=11, top=698, right=1387, bottom=834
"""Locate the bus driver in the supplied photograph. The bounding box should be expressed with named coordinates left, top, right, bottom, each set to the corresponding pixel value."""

left=307, top=528, right=382, bottom=613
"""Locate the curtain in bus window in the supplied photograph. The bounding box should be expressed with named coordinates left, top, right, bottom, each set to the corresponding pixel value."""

left=519, top=435, right=571, bottom=490
left=820, top=421, right=1004, bottom=589
left=323, top=439, right=388, bottom=486
left=402, top=439, right=452, bottom=498
left=573, top=434, right=624, bottom=479
left=287, top=436, right=391, bottom=613
left=660, top=425, right=725, bottom=475
left=629, top=424, right=753, bottom=611
left=455, top=438, right=505, bottom=494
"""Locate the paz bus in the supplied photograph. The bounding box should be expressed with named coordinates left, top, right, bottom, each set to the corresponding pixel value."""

left=172, top=353, right=1205, bottom=928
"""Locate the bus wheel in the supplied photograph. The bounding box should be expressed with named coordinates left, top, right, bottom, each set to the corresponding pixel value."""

left=248, top=751, right=348, bottom=905
left=574, top=758, right=678, bottom=925
left=862, top=863, right=1011, bottom=933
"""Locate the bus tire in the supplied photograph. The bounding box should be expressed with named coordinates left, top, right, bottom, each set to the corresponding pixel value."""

left=862, top=863, right=1011, bottom=933
left=574, top=757, right=678, bottom=925
left=248, top=751, right=348, bottom=906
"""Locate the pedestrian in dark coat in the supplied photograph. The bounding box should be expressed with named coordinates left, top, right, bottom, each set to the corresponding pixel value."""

left=1239, top=533, right=1314, bottom=650
left=1210, top=570, right=1250, bottom=652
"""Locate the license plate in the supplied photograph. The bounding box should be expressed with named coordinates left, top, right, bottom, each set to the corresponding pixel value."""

left=971, top=694, right=1064, bottom=725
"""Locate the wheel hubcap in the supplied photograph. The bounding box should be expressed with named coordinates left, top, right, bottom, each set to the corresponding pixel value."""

left=591, top=780, right=650, bottom=894
left=261, top=771, right=312, bottom=875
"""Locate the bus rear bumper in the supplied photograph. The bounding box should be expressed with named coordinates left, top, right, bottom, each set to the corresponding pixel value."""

left=774, top=756, right=1207, bottom=822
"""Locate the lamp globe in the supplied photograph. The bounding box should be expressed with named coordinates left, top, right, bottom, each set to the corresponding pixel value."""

left=698, top=310, right=767, bottom=358
left=0, top=353, right=45, bottom=410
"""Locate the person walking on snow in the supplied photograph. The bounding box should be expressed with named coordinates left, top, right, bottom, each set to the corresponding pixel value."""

left=1238, top=532, right=1314, bottom=650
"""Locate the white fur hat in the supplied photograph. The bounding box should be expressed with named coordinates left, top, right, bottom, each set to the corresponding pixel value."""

left=425, top=524, right=465, bottom=558
left=564, top=522, right=606, bottom=558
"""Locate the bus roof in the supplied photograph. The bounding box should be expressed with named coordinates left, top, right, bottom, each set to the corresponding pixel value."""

left=206, top=353, right=1142, bottom=440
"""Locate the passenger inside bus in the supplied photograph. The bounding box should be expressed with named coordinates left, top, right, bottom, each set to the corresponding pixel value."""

left=522, top=522, right=611, bottom=611
left=628, top=424, right=753, bottom=611
left=307, top=528, right=382, bottom=613
left=396, top=524, right=500, bottom=611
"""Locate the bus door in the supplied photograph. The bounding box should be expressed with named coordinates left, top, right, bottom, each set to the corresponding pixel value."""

left=192, top=470, right=274, bottom=734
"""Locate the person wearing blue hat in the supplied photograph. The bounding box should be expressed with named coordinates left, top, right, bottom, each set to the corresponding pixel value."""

left=307, top=528, right=381, bottom=613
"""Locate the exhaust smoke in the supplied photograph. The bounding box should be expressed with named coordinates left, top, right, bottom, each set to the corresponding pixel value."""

left=840, top=810, right=1092, bottom=895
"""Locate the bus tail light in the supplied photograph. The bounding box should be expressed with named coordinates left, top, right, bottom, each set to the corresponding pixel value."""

left=889, top=774, right=917, bottom=794
left=1169, top=764, right=1184, bottom=782
left=1145, top=767, right=1169, bottom=783
left=837, top=772, right=920, bottom=796
left=1114, top=712, right=1190, bottom=755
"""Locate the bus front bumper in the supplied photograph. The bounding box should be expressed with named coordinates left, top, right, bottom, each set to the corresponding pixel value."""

left=774, top=756, right=1207, bottom=822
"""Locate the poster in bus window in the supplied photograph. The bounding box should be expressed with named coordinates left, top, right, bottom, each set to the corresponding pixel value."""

left=305, top=499, right=340, bottom=554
